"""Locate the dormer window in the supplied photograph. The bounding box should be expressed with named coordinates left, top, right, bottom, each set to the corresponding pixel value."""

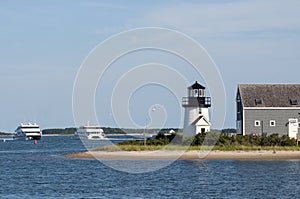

left=290, top=99, right=298, bottom=105
left=255, top=99, right=262, bottom=105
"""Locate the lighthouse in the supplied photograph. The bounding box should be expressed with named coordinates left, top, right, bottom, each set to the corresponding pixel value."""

left=182, top=81, right=211, bottom=136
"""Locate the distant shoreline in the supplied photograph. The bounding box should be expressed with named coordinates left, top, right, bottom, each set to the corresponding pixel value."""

left=43, top=134, right=73, bottom=137
left=65, top=150, right=300, bottom=160
left=42, top=134, right=150, bottom=137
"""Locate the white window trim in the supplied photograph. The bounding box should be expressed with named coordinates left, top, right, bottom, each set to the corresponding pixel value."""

left=254, top=120, right=261, bottom=127
left=270, top=120, right=276, bottom=127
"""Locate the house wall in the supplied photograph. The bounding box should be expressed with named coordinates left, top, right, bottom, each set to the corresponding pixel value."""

left=244, top=109, right=300, bottom=136
left=236, top=91, right=243, bottom=134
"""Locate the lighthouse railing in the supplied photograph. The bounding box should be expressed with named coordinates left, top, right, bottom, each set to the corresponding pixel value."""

left=182, top=97, right=211, bottom=107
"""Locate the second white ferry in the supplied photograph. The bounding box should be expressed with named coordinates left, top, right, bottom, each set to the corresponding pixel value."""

left=75, top=124, right=107, bottom=140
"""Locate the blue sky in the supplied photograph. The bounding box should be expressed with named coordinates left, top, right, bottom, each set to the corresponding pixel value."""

left=1, top=0, right=300, bottom=132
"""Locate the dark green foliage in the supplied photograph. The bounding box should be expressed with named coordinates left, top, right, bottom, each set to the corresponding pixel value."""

left=280, top=135, right=297, bottom=146
left=118, top=140, right=144, bottom=145
left=155, top=132, right=166, bottom=140
left=217, top=135, right=231, bottom=146
left=41, top=127, right=181, bottom=135
left=148, top=138, right=170, bottom=146
left=0, top=131, right=14, bottom=135
left=191, top=133, right=205, bottom=146
left=221, top=128, right=237, bottom=134
left=204, top=132, right=220, bottom=146
left=118, top=132, right=297, bottom=147
left=101, top=128, right=182, bottom=135
left=213, top=133, right=296, bottom=147
left=118, top=133, right=182, bottom=146
left=102, top=127, right=127, bottom=134
left=42, top=128, right=76, bottom=134
left=166, top=133, right=183, bottom=145
left=268, top=134, right=281, bottom=146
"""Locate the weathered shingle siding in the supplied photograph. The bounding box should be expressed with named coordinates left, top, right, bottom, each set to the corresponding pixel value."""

left=244, top=109, right=300, bottom=136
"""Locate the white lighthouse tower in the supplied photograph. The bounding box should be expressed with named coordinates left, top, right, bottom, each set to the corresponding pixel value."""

left=182, top=81, right=211, bottom=136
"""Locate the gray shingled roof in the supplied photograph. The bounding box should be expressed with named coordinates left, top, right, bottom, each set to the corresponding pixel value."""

left=238, top=84, right=300, bottom=107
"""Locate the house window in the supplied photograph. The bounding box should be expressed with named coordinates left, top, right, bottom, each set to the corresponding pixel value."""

left=236, top=95, right=241, bottom=102
left=270, top=120, right=276, bottom=127
left=254, top=120, right=261, bottom=127
left=290, top=99, right=298, bottom=105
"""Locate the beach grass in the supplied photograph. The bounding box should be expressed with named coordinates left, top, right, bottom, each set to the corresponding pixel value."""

left=96, top=132, right=300, bottom=152
left=93, top=144, right=300, bottom=152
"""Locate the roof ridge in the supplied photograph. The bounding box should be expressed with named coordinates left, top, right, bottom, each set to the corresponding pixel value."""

left=239, top=83, right=300, bottom=86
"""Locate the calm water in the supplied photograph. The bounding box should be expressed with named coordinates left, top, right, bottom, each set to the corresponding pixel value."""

left=1, top=137, right=300, bottom=198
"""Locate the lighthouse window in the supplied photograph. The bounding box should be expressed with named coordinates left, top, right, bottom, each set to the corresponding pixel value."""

left=194, top=89, right=199, bottom=97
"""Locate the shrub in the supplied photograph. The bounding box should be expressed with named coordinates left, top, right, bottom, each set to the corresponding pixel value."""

left=117, top=132, right=297, bottom=148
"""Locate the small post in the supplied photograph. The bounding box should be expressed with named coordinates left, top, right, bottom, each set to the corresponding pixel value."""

left=261, top=120, right=264, bottom=136
left=144, top=118, right=147, bottom=146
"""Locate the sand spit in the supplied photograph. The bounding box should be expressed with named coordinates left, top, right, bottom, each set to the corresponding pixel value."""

left=65, top=150, right=300, bottom=160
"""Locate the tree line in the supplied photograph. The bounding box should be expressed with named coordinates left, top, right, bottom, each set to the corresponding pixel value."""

left=41, top=127, right=182, bottom=135
left=118, top=132, right=297, bottom=147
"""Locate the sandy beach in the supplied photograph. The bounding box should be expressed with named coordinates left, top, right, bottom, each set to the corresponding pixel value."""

left=65, top=150, right=300, bottom=160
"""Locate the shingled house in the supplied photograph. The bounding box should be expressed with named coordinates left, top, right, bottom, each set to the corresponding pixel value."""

left=236, top=84, right=300, bottom=139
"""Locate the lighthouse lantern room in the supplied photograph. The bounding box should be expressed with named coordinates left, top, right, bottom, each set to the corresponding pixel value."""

left=182, top=81, right=211, bottom=136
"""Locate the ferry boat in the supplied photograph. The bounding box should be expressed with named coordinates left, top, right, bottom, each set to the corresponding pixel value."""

left=15, top=123, right=42, bottom=140
left=75, top=124, right=106, bottom=140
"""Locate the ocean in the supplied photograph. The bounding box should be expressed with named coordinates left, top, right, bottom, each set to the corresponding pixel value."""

left=0, top=136, right=300, bottom=198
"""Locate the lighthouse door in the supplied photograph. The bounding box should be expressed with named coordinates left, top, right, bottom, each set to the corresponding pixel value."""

left=201, top=128, right=205, bottom=133
left=288, top=118, right=298, bottom=139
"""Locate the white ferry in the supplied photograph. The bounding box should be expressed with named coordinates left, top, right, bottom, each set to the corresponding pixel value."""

left=15, top=123, right=42, bottom=140
left=75, top=124, right=106, bottom=140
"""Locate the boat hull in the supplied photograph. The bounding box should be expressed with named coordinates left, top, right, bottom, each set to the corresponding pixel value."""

left=14, top=134, right=42, bottom=140
left=74, top=135, right=108, bottom=140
